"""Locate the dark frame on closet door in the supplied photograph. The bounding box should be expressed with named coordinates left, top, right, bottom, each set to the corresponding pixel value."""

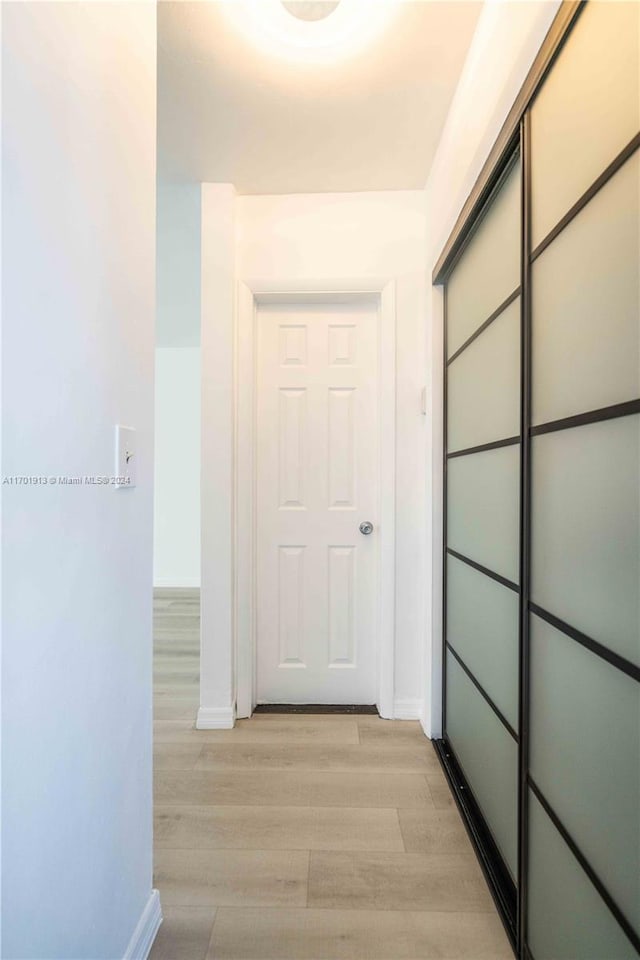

left=432, top=1, right=640, bottom=958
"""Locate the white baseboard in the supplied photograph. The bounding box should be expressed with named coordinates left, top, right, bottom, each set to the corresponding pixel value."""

left=196, top=705, right=236, bottom=729
left=393, top=698, right=423, bottom=721
left=154, top=578, right=200, bottom=589
left=420, top=712, right=434, bottom=740
left=123, top=889, right=162, bottom=960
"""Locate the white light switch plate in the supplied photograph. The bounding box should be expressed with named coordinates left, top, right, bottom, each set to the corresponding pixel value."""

left=115, top=425, right=136, bottom=488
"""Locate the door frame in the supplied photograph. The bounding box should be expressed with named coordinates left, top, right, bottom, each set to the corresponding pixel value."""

left=235, top=277, right=397, bottom=719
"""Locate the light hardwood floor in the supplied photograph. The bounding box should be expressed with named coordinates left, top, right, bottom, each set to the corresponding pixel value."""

left=150, top=589, right=512, bottom=960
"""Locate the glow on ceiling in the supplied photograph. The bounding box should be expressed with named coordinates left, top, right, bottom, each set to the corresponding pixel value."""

left=221, top=0, right=398, bottom=65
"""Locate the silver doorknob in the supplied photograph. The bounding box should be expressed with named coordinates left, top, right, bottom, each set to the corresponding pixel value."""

left=359, top=521, right=374, bottom=535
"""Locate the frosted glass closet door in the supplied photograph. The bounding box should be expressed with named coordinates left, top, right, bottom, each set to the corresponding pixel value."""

left=445, top=158, right=521, bottom=878
left=530, top=0, right=639, bottom=248
left=528, top=2, right=640, bottom=956
left=531, top=154, right=640, bottom=425
left=528, top=790, right=638, bottom=960
left=446, top=652, right=518, bottom=875
left=447, top=164, right=520, bottom=357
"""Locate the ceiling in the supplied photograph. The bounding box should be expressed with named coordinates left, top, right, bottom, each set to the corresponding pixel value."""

left=158, top=0, right=483, bottom=194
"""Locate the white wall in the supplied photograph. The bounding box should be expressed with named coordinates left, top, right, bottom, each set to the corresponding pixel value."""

left=198, top=184, right=237, bottom=729
left=154, top=348, right=201, bottom=588
left=422, top=0, right=562, bottom=737
left=234, top=190, right=427, bottom=716
left=1, top=4, right=158, bottom=958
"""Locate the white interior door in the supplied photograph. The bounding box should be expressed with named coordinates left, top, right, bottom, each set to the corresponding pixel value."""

left=256, top=300, right=379, bottom=704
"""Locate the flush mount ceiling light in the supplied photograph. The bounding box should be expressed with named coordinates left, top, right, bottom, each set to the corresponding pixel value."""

left=282, top=2, right=341, bottom=22
left=222, top=0, right=397, bottom=65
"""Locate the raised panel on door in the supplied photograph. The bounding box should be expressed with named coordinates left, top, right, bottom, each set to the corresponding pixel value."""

left=328, top=387, right=355, bottom=510
left=256, top=301, right=379, bottom=704
left=279, top=324, right=307, bottom=367
left=278, top=546, right=305, bottom=668
left=328, top=546, right=355, bottom=667
left=279, top=388, right=306, bottom=510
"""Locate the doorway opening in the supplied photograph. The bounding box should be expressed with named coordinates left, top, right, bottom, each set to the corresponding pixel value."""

left=153, top=181, right=202, bottom=733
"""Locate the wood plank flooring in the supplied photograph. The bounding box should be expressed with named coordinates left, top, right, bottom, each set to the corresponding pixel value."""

left=150, top=589, right=512, bottom=960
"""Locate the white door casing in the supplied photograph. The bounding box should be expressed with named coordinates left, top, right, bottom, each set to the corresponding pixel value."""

left=235, top=280, right=396, bottom=717
left=256, top=301, right=378, bottom=704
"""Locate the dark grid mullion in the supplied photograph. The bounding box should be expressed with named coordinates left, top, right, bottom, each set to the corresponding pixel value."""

left=447, top=287, right=520, bottom=366
left=528, top=777, right=640, bottom=955
left=447, top=435, right=520, bottom=460
left=529, top=603, right=640, bottom=684
left=446, top=642, right=518, bottom=742
left=531, top=398, right=640, bottom=437
left=530, top=131, right=640, bottom=263
left=446, top=548, right=519, bottom=594
left=446, top=396, right=640, bottom=464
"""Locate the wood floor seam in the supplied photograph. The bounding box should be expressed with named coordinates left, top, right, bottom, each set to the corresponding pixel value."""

left=204, top=907, right=220, bottom=960
left=397, top=807, right=408, bottom=853
left=151, top=591, right=513, bottom=960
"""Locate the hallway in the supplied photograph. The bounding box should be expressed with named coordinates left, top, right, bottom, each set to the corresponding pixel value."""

left=150, top=591, right=512, bottom=959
